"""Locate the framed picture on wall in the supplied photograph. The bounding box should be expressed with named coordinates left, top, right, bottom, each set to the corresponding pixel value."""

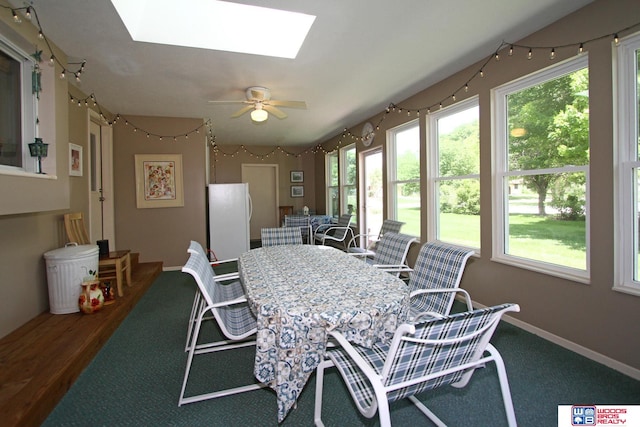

left=291, top=185, right=304, bottom=197
left=290, top=170, right=304, bottom=183
left=135, top=154, right=184, bottom=208
left=69, top=143, right=82, bottom=176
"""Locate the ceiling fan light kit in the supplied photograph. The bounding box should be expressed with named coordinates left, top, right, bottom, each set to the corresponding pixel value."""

left=209, top=86, right=307, bottom=122
left=251, top=107, right=268, bottom=122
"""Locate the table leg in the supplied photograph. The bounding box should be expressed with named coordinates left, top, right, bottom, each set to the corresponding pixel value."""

left=115, top=258, right=124, bottom=297
left=125, top=253, right=132, bottom=287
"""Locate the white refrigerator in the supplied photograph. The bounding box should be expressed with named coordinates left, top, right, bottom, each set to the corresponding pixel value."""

left=208, top=183, right=252, bottom=260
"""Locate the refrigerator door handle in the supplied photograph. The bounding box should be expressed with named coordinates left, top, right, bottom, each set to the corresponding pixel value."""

left=248, top=194, right=253, bottom=220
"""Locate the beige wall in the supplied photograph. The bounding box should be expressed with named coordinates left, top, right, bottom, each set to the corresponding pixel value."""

left=211, top=145, right=317, bottom=214
left=112, top=116, right=208, bottom=269
left=316, top=0, right=640, bottom=373
left=0, top=5, right=72, bottom=337
left=1, top=0, right=638, bottom=378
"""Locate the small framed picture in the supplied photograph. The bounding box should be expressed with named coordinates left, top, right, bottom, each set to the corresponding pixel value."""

left=291, top=185, right=304, bottom=198
left=69, top=143, right=82, bottom=176
left=290, top=170, right=304, bottom=183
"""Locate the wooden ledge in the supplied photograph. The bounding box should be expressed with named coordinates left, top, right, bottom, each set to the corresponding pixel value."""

left=0, top=260, right=163, bottom=427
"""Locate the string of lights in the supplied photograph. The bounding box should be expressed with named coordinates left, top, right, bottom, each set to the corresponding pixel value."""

left=3, top=5, right=639, bottom=159
left=1, top=4, right=86, bottom=81
left=326, top=20, right=640, bottom=154
left=68, top=92, right=214, bottom=144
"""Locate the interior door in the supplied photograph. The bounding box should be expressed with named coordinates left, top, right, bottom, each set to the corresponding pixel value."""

left=241, top=164, right=278, bottom=240
left=88, top=114, right=115, bottom=246
left=360, top=148, right=383, bottom=246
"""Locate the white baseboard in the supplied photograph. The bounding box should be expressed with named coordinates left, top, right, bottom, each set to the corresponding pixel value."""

left=162, top=265, right=183, bottom=272
left=472, top=300, right=640, bottom=381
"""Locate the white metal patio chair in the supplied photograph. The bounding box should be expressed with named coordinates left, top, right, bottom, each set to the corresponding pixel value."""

left=352, top=232, right=416, bottom=278
left=314, top=303, right=520, bottom=427
left=407, top=241, right=475, bottom=322
left=348, top=219, right=405, bottom=257
left=179, top=250, right=264, bottom=406
left=261, top=226, right=303, bottom=246
left=185, top=240, right=240, bottom=352
left=314, top=214, right=354, bottom=249
left=284, top=214, right=313, bottom=243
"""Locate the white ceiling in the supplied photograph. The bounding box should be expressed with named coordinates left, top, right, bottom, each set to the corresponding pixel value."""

left=12, top=0, right=593, bottom=146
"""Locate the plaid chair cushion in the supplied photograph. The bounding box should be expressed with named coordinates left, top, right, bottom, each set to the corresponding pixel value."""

left=408, top=242, right=474, bottom=318
left=183, top=251, right=256, bottom=339
left=372, top=232, right=416, bottom=267
left=261, top=227, right=303, bottom=247
left=327, top=304, right=515, bottom=409
left=379, top=219, right=404, bottom=236
left=284, top=215, right=311, bottom=240
left=315, top=214, right=353, bottom=243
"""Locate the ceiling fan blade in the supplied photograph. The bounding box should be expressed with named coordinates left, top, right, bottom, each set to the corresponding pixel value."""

left=267, top=100, right=307, bottom=109
left=208, top=100, right=248, bottom=104
left=263, top=105, right=288, bottom=119
left=230, top=105, right=255, bottom=118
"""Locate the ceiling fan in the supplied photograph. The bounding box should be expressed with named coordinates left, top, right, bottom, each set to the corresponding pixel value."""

left=208, top=87, right=307, bottom=122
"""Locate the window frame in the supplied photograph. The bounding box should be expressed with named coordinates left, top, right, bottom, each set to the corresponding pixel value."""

left=614, top=31, right=640, bottom=296
left=427, top=96, right=480, bottom=249
left=0, top=32, right=38, bottom=175
left=387, top=119, right=421, bottom=237
left=491, top=54, right=590, bottom=282
left=339, top=143, right=356, bottom=217
left=325, top=151, right=339, bottom=217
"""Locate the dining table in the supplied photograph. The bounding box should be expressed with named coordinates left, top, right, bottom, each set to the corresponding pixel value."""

left=238, top=244, right=410, bottom=423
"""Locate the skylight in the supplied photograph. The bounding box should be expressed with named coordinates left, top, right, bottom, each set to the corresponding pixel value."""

left=110, top=0, right=316, bottom=59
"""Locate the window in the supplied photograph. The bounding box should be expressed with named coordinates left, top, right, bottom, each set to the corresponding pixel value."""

left=387, top=120, right=421, bottom=237
left=0, top=34, right=37, bottom=173
left=427, top=97, right=480, bottom=248
left=341, top=144, right=357, bottom=220
left=615, top=31, right=640, bottom=296
left=492, top=55, right=589, bottom=281
left=326, top=151, right=339, bottom=217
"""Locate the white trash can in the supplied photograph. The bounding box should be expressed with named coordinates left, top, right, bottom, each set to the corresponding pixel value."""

left=44, top=244, right=99, bottom=314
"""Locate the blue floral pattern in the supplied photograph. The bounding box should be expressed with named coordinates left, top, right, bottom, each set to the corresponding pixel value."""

left=239, top=245, right=409, bottom=422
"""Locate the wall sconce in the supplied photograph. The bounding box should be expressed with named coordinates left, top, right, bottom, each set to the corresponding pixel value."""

left=28, top=137, right=48, bottom=174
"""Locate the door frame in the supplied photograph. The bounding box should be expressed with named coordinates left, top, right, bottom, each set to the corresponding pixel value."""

left=241, top=163, right=279, bottom=239
left=359, top=147, right=383, bottom=245
left=88, top=110, right=115, bottom=246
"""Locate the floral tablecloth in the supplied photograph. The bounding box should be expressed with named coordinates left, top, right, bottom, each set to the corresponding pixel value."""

left=238, top=245, right=409, bottom=422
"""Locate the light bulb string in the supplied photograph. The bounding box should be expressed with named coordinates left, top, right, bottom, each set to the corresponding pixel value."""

left=1, top=5, right=86, bottom=77
left=327, top=20, right=640, bottom=154
left=6, top=5, right=639, bottom=157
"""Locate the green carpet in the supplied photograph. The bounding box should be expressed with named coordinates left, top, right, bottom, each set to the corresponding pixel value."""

left=42, top=271, right=640, bottom=426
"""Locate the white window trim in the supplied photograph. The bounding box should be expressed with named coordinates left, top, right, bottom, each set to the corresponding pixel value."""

left=325, top=151, right=339, bottom=216
left=0, top=32, right=39, bottom=176
left=339, top=144, right=356, bottom=215
left=386, top=119, right=420, bottom=221
left=614, top=31, right=640, bottom=296
left=427, top=96, right=480, bottom=250
left=491, top=54, right=590, bottom=283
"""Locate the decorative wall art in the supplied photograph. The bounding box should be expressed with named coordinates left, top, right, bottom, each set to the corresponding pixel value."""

left=290, top=170, right=304, bottom=183
left=291, top=185, right=304, bottom=198
left=135, top=154, right=184, bottom=208
left=69, top=143, right=82, bottom=176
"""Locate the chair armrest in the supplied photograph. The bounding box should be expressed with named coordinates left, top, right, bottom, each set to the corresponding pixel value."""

left=347, top=233, right=379, bottom=250
left=211, top=257, right=238, bottom=265
left=409, top=288, right=474, bottom=322
left=314, top=223, right=333, bottom=234
left=371, top=264, right=414, bottom=274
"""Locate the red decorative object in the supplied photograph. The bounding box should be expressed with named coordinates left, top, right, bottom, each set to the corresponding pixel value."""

left=79, top=280, right=104, bottom=314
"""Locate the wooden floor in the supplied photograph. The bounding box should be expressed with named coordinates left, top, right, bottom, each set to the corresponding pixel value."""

left=0, top=260, right=163, bottom=427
